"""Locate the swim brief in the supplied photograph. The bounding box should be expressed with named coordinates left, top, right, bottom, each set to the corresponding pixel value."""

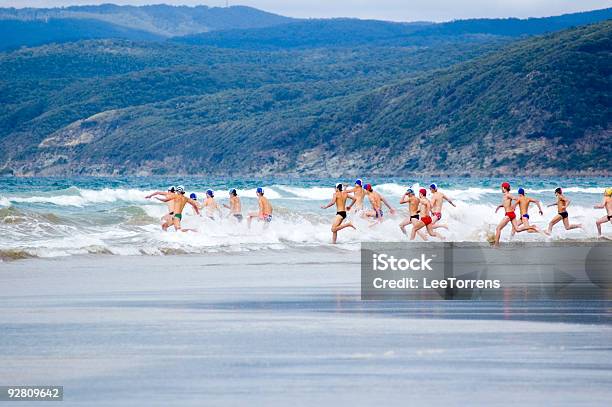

left=433, top=212, right=442, bottom=220
left=410, top=214, right=420, bottom=220
left=261, top=214, right=272, bottom=222
left=505, top=211, right=516, bottom=220
left=422, top=216, right=432, bottom=226
left=522, top=214, right=529, bottom=219
left=174, top=213, right=182, bottom=220
left=559, top=211, right=569, bottom=219
left=337, top=211, right=347, bottom=220
left=233, top=214, right=243, bottom=222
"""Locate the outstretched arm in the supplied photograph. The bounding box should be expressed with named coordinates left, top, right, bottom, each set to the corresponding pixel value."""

left=321, top=194, right=336, bottom=209
left=381, top=195, right=396, bottom=213
left=188, top=198, right=200, bottom=215
left=532, top=198, right=544, bottom=215
left=594, top=199, right=605, bottom=209
left=145, top=191, right=166, bottom=199
left=443, top=194, right=456, bottom=207
left=495, top=204, right=503, bottom=213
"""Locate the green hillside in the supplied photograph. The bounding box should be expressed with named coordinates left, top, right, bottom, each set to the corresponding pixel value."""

left=0, top=20, right=609, bottom=176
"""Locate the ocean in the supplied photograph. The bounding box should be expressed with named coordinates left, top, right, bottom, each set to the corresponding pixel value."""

left=1, top=176, right=610, bottom=260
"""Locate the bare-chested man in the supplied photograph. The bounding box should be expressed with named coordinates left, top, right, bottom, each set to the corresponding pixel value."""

left=145, top=186, right=176, bottom=230
left=511, top=187, right=548, bottom=236
left=321, top=183, right=356, bottom=243
left=410, top=188, right=445, bottom=240
left=346, top=179, right=366, bottom=216
left=203, top=189, right=222, bottom=220
left=363, top=184, right=395, bottom=222
left=494, top=182, right=536, bottom=246
left=399, top=188, right=427, bottom=240
left=223, top=189, right=243, bottom=223
left=429, top=183, right=456, bottom=228
left=594, top=188, right=612, bottom=238
left=546, top=187, right=582, bottom=235
left=247, top=187, right=273, bottom=229
left=158, top=185, right=200, bottom=231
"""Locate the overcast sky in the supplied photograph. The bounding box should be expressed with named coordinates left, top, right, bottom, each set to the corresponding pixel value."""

left=1, top=1, right=610, bottom=22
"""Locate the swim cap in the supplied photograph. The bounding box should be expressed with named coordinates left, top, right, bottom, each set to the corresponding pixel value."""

left=355, top=179, right=363, bottom=187
left=518, top=188, right=525, bottom=195
left=336, top=183, right=343, bottom=191
left=256, top=187, right=264, bottom=195
left=605, top=188, right=612, bottom=197
left=176, top=185, right=185, bottom=194
left=189, top=193, right=197, bottom=200
left=555, top=187, right=562, bottom=194
left=364, top=184, right=373, bottom=192
left=429, top=183, right=437, bottom=190
left=501, top=182, right=510, bottom=191
left=406, top=188, right=414, bottom=195
left=206, top=189, right=214, bottom=197
left=229, top=188, right=237, bottom=196
left=167, top=186, right=176, bottom=193
left=419, top=188, right=427, bottom=196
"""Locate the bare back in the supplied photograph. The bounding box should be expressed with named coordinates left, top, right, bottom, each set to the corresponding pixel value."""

left=230, top=196, right=241, bottom=214
left=335, top=191, right=349, bottom=211
left=409, top=196, right=420, bottom=216
left=368, top=192, right=382, bottom=210
left=556, top=195, right=569, bottom=212
left=259, top=196, right=273, bottom=215
left=430, top=192, right=444, bottom=212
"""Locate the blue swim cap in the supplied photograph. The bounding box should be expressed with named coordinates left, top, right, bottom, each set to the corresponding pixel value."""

left=355, top=179, right=362, bottom=186
left=229, top=188, right=237, bottom=196
left=256, top=187, right=264, bottom=195
left=206, top=189, right=214, bottom=197
left=406, top=188, right=414, bottom=194
left=518, top=188, right=525, bottom=195
left=189, top=193, right=197, bottom=200
left=430, top=183, right=437, bottom=190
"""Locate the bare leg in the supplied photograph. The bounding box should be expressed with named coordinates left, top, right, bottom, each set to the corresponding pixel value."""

left=412, top=219, right=428, bottom=241
left=426, top=224, right=445, bottom=240
left=494, top=217, right=510, bottom=247
left=547, top=215, right=562, bottom=234
left=399, top=218, right=411, bottom=235
left=410, top=221, right=426, bottom=240
left=512, top=218, right=537, bottom=233
left=173, top=217, right=181, bottom=231
left=562, top=217, right=582, bottom=231
left=247, top=212, right=258, bottom=229
left=595, top=216, right=610, bottom=236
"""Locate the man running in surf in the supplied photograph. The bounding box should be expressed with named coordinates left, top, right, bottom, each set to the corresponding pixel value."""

left=346, top=179, right=366, bottom=216
left=399, top=188, right=427, bottom=240
left=247, top=187, right=273, bottom=229
left=494, top=182, right=536, bottom=246
left=546, top=187, right=582, bottom=235
left=145, top=186, right=177, bottom=231
left=223, top=189, right=243, bottom=222
left=410, top=188, right=445, bottom=240
left=321, top=183, right=356, bottom=243
left=594, top=188, right=612, bottom=238
left=158, top=185, right=200, bottom=231
left=203, top=190, right=222, bottom=220
left=363, top=184, right=396, bottom=222
left=429, top=183, right=456, bottom=228
left=511, top=187, right=548, bottom=236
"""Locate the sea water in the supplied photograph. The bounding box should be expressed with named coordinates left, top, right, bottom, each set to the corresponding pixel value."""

left=0, top=176, right=610, bottom=259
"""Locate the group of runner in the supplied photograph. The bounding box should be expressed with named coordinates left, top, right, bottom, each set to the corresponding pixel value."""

left=145, top=185, right=272, bottom=231
left=145, top=181, right=612, bottom=245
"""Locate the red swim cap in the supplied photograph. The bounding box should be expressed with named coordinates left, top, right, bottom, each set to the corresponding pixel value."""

left=364, top=184, right=373, bottom=191
left=419, top=188, right=427, bottom=196
left=501, top=182, right=510, bottom=190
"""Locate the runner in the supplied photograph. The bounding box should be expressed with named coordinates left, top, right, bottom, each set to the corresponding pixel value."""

left=494, top=182, right=536, bottom=246
left=410, top=188, right=445, bottom=240
left=363, top=184, right=395, bottom=223
left=512, top=187, right=548, bottom=236
left=594, top=188, right=612, bottom=238
left=428, top=183, right=456, bottom=228
left=157, top=185, right=200, bottom=231
left=203, top=190, right=222, bottom=220
left=321, top=183, right=356, bottom=243
left=247, top=187, right=273, bottom=229
left=145, top=186, right=177, bottom=231
left=546, top=187, right=582, bottom=235
left=223, top=189, right=243, bottom=222
left=399, top=188, right=427, bottom=240
left=346, top=179, right=366, bottom=216
left=189, top=193, right=203, bottom=215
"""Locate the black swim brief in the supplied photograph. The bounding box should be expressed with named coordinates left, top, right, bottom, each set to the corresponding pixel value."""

left=410, top=214, right=420, bottom=220
left=559, top=211, right=569, bottom=219
left=337, top=211, right=347, bottom=220
left=233, top=213, right=243, bottom=222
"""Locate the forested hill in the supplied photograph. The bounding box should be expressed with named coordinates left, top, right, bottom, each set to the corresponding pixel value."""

left=175, top=7, right=612, bottom=49
left=0, top=20, right=609, bottom=177
left=0, top=4, right=294, bottom=50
